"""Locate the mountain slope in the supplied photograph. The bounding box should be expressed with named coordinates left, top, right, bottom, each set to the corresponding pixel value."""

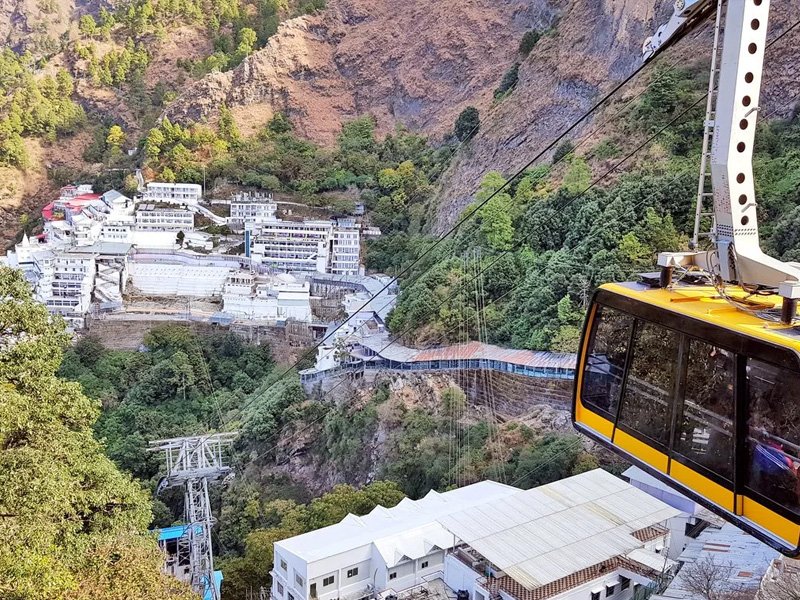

left=432, top=1, right=800, bottom=231
left=165, top=0, right=557, bottom=141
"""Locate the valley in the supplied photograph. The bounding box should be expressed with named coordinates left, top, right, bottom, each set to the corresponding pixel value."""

left=2, top=0, right=800, bottom=598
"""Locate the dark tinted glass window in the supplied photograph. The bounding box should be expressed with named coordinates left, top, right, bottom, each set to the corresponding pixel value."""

left=745, top=357, right=800, bottom=515
left=674, top=340, right=734, bottom=480
left=581, top=305, right=634, bottom=417
left=617, top=320, right=679, bottom=448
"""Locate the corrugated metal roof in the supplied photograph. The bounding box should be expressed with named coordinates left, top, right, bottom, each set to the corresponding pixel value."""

left=276, top=481, right=520, bottom=564
left=414, top=341, right=576, bottom=370
left=437, top=470, right=681, bottom=590
left=356, top=336, right=576, bottom=370
left=625, top=548, right=675, bottom=572
left=653, top=523, right=778, bottom=600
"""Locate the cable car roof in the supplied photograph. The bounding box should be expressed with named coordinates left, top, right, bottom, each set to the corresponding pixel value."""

left=600, top=282, right=800, bottom=352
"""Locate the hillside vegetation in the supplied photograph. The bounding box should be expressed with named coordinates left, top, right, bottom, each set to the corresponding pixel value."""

left=379, top=68, right=800, bottom=350
left=0, top=268, right=195, bottom=599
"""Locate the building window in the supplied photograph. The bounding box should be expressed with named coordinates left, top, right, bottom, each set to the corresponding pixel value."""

left=347, top=567, right=359, bottom=579
left=296, top=574, right=304, bottom=587
left=591, top=592, right=601, bottom=600
left=621, top=578, right=630, bottom=591
left=280, top=559, right=287, bottom=571
left=421, top=561, right=429, bottom=569
left=389, top=573, right=397, bottom=580
left=607, top=585, right=615, bottom=597
left=288, top=594, right=294, bottom=600
left=277, top=583, right=284, bottom=596
left=323, top=576, right=334, bottom=587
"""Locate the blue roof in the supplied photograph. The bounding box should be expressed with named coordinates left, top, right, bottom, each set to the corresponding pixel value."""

left=157, top=525, right=189, bottom=541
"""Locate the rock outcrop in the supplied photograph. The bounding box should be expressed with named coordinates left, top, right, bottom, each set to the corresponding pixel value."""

left=164, top=0, right=800, bottom=230
left=165, top=0, right=556, bottom=141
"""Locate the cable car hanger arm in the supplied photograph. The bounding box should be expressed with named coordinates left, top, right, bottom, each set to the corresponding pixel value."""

left=645, top=0, right=800, bottom=321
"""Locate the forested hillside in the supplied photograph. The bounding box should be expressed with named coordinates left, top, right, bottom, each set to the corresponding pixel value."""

left=3, top=0, right=800, bottom=596
left=60, top=325, right=616, bottom=598
left=0, top=269, right=195, bottom=599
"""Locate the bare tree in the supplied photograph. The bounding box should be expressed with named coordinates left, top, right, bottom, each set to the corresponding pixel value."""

left=760, top=560, right=800, bottom=600
left=680, top=556, right=749, bottom=600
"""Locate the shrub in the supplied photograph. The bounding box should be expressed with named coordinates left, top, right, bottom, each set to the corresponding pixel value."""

left=519, top=30, right=540, bottom=56
left=494, top=63, right=519, bottom=100
left=454, top=106, right=480, bottom=141
left=552, top=139, right=574, bottom=164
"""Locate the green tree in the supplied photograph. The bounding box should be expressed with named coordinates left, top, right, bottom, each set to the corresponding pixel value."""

left=218, top=104, right=241, bottom=145
left=106, top=124, right=126, bottom=152
left=552, top=139, right=574, bottom=164
left=79, top=14, right=98, bottom=37
left=494, top=63, right=519, bottom=99
left=0, top=267, right=195, bottom=600
left=267, top=112, right=292, bottom=134
left=519, top=30, right=540, bottom=56
left=441, top=385, right=466, bottom=417
left=454, top=106, right=480, bottom=141
left=145, top=127, right=165, bottom=159
left=512, top=434, right=582, bottom=488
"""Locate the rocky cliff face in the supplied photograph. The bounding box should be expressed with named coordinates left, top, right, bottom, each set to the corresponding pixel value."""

left=165, top=0, right=557, bottom=141
left=165, top=0, right=800, bottom=229
left=432, top=1, right=800, bottom=231
left=0, top=0, right=106, bottom=55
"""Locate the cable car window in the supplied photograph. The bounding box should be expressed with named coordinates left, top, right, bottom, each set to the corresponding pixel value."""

left=580, top=305, right=634, bottom=418
left=617, top=320, right=679, bottom=448
left=673, top=340, right=734, bottom=481
left=745, top=357, right=800, bottom=515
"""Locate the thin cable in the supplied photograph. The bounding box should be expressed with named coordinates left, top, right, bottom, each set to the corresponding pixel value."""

left=206, top=17, right=800, bottom=455
left=243, top=80, right=716, bottom=466
left=192, top=22, right=681, bottom=442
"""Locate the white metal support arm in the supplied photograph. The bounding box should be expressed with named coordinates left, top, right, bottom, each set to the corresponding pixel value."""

left=645, top=0, right=800, bottom=316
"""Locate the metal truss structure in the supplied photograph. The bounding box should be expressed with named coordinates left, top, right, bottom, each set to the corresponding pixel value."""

left=151, top=433, right=237, bottom=600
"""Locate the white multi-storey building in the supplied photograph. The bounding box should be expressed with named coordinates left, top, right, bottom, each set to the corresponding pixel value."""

left=251, top=219, right=333, bottom=274
left=250, top=217, right=363, bottom=276
left=330, top=219, right=361, bottom=276
left=272, top=470, right=681, bottom=600
left=135, top=206, right=195, bottom=232
left=222, top=271, right=312, bottom=322
left=143, top=182, right=202, bottom=205
left=229, top=192, right=277, bottom=227
left=32, top=249, right=96, bottom=329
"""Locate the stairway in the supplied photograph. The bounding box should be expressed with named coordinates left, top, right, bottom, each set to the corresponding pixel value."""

left=691, top=0, right=724, bottom=249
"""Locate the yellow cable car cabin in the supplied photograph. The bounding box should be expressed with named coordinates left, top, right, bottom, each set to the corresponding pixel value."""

left=570, top=0, right=800, bottom=556
left=573, top=281, right=800, bottom=555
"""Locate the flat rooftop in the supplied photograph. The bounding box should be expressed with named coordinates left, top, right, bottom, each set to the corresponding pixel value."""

left=277, top=480, right=521, bottom=565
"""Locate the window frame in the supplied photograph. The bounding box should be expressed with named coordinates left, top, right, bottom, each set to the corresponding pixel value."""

left=389, top=572, right=397, bottom=580
left=580, top=289, right=800, bottom=525
left=323, top=576, right=334, bottom=587
left=347, top=567, right=359, bottom=579
left=613, top=317, right=680, bottom=452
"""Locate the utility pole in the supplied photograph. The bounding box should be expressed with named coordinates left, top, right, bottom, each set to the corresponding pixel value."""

left=151, top=433, right=237, bottom=600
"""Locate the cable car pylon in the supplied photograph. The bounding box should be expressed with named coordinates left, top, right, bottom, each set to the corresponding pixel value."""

left=150, top=432, right=237, bottom=600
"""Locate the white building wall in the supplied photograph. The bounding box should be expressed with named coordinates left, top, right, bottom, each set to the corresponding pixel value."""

left=135, top=209, right=195, bottom=232
left=444, top=554, right=482, bottom=598
left=144, top=182, right=202, bottom=205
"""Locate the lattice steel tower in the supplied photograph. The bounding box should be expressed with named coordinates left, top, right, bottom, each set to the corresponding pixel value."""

left=151, top=433, right=237, bottom=600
